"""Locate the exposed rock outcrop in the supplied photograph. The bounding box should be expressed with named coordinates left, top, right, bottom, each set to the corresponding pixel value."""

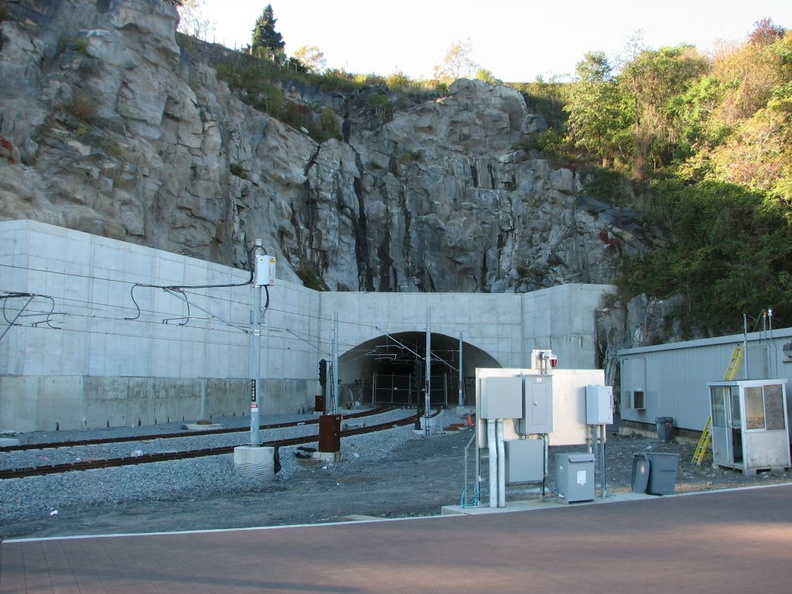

left=0, top=0, right=666, bottom=296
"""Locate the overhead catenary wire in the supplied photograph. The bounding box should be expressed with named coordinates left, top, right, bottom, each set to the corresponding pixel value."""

left=1, top=292, right=60, bottom=331
left=124, top=242, right=259, bottom=322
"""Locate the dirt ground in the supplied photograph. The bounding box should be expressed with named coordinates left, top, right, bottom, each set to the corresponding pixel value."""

left=3, top=425, right=790, bottom=540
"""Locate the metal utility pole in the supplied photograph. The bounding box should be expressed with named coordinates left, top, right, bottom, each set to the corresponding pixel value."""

left=332, top=312, right=339, bottom=414
left=249, top=240, right=265, bottom=445
left=425, top=307, right=431, bottom=435
left=458, top=333, right=464, bottom=407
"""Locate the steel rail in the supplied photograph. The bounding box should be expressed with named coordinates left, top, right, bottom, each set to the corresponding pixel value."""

left=1, top=407, right=394, bottom=452
left=0, top=409, right=428, bottom=480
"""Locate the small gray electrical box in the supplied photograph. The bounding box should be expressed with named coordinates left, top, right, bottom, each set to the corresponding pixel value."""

left=480, top=376, right=523, bottom=419
left=554, top=453, right=595, bottom=503
left=585, top=385, right=613, bottom=425
left=254, top=254, right=276, bottom=286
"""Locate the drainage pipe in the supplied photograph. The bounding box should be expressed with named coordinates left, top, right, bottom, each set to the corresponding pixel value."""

left=488, top=419, right=497, bottom=508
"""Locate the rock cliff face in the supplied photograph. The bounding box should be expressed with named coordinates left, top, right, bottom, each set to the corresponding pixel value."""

left=0, top=0, right=662, bottom=300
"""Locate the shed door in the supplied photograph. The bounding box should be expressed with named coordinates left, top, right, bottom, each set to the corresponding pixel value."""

left=710, top=386, right=734, bottom=465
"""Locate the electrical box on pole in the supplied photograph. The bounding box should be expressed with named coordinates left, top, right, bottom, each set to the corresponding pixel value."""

left=254, top=255, right=276, bottom=286
left=585, top=385, right=614, bottom=425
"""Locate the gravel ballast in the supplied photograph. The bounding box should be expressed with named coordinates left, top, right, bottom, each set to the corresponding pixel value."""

left=0, top=408, right=429, bottom=532
left=2, top=410, right=790, bottom=540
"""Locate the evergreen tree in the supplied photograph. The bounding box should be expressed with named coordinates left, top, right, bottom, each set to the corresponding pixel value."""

left=251, top=4, right=285, bottom=62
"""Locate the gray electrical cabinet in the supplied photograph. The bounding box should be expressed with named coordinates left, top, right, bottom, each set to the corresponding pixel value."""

left=554, top=453, right=595, bottom=503
left=585, top=385, right=614, bottom=424
left=517, top=375, right=553, bottom=434
left=480, top=376, right=523, bottom=419
left=505, top=439, right=545, bottom=484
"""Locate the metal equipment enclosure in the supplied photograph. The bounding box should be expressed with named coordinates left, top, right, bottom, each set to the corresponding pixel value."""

left=707, top=379, right=790, bottom=474
left=472, top=361, right=609, bottom=508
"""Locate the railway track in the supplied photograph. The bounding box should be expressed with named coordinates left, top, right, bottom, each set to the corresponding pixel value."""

left=0, top=407, right=427, bottom=480
left=0, top=406, right=394, bottom=452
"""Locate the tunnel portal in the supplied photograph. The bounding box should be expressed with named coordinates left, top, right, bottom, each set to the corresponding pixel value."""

left=336, top=332, right=500, bottom=409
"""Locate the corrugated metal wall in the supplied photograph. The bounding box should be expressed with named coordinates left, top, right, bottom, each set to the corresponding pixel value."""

left=618, top=329, right=792, bottom=432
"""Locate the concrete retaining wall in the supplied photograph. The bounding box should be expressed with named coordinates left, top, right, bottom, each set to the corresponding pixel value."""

left=1, top=220, right=613, bottom=432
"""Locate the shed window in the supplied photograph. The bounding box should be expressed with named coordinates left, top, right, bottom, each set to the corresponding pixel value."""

left=711, top=387, right=727, bottom=428
left=765, top=384, right=786, bottom=431
left=730, top=386, right=741, bottom=427
left=744, top=387, right=765, bottom=430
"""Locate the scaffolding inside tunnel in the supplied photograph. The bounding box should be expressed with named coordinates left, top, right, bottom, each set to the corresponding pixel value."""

left=371, top=372, right=450, bottom=406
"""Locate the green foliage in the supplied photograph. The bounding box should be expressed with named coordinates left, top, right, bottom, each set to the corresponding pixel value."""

left=230, top=163, right=248, bottom=179
left=563, top=52, right=635, bottom=169
left=475, top=68, right=501, bottom=84
left=520, top=128, right=571, bottom=165
left=296, top=265, right=326, bottom=291
left=579, top=167, right=632, bottom=204
left=619, top=179, right=792, bottom=333
left=386, top=72, right=412, bottom=91
left=63, top=89, right=98, bottom=122
left=397, top=149, right=422, bottom=166
left=214, top=58, right=283, bottom=111
left=311, top=69, right=364, bottom=93
left=365, top=91, right=393, bottom=121
left=57, top=36, right=91, bottom=57
left=306, top=107, right=341, bottom=143
left=215, top=56, right=344, bottom=142
left=516, top=78, right=566, bottom=128
left=619, top=44, right=711, bottom=177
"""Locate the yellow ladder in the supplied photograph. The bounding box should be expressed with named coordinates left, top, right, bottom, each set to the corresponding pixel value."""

left=692, top=345, right=745, bottom=465
left=724, top=344, right=745, bottom=381
left=692, top=417, right=712, bottom=465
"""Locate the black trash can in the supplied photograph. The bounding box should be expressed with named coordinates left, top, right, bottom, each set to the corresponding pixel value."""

left=631, top=453, right=651, bottom=493
left=655, top=417, right=674, bottom=442
left=645, top=452, right=679, bottom=495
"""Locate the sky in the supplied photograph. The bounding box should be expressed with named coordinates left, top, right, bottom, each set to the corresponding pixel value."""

left=193, top=0, right=792, bottom=82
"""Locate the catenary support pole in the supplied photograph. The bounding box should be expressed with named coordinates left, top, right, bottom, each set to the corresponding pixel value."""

left=425, top=307, right=431, bottom=435
left=249, top=240, right=264, bottom=445
left=332, top=312, right=339, bottom=414
left=458, top=333, right=464, bottom=407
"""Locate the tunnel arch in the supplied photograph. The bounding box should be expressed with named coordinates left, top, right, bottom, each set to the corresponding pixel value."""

left=336, top=332, right=500, bottom=408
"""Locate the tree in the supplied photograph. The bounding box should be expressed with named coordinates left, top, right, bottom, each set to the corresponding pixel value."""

left=176, top=0, right=214, bottom=40
left=294, top=45, right=327, bottom=74
left=433, top=39, right=478, bottom=83
left=251, top=4, right=285, bottom=63
left=619, top=45, right=710, bottom=177
left=563, top=52, right=633, bottom=167
left=475, top=68, right=501, bottom=84
left=749, top=18, right=786, bottom=46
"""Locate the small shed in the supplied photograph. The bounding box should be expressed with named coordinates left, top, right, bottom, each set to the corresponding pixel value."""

left=707, top=379, right=790, bottom=474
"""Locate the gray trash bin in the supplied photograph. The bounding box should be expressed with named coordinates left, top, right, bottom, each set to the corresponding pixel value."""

left=655, top=417, right=674, bottom=442
left=631, top=453, right=650, bottom=493
left=645, top=452, right=679, bottom=495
